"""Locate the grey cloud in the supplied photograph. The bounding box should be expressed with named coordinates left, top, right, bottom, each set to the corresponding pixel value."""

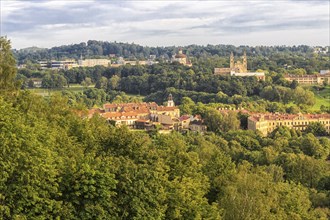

left=2, top=0, right=329, bottom=48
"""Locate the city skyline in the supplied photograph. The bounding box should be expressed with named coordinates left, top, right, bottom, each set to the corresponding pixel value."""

left=1, top=0, right=329, bottom=49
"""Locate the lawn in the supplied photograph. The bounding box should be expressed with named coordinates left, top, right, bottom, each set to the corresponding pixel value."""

left=306, top=85, right=330, bottom=111
left=27, top=84, right=94, bottom=96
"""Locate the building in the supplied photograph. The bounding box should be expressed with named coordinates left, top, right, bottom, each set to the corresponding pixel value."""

left=189, top=115, right=207, bottom=133
left=88, top=94, right=181, bottom=130
left=284, top=73, right=330, bottom=85
left=172, top=49, right=192, bottom=66
left=320, top=70, right=330, bottom=75
left=248, top=113, right=330, bottom=136
left=214, top=51, right=265, bottom=80
left=78, top=58, right=111, bottom=67
left=38, top=59, right=79, bottom=70
left=111, top=57, right=159, bottom=67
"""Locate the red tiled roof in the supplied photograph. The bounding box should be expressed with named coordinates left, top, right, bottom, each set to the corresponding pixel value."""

left=180, top=115, right=191, bottom=121
left=156, top=106, right=178, bottom=111
left=249, top=113, right=330, bottom=122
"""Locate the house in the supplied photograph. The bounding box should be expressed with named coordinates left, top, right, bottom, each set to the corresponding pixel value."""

left=189, top=115, right=207, bottom=133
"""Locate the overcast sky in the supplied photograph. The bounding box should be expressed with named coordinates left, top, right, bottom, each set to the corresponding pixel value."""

left=1, top=0, right=329, bottom=49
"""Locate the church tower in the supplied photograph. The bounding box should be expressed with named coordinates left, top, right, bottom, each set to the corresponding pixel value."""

left=230, top=52, right=234, bottom=69
left=167, top=93, right=175, bottom=107
left=243, top=50, right=247, bottom=72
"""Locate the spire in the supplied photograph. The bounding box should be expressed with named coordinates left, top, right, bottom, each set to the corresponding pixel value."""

left=243, top=50, right=247, bottom=72
left=167, top=93, right=175, bottom=107
left=230, top=52, right=234, bottom=69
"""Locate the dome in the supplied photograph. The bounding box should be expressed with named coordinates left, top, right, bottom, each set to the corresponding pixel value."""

left=175, top=49, right=187, bottom=58
left=175, top=53, right=187, bottom=58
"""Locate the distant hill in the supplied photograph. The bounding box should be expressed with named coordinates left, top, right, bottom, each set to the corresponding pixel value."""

left=13, top=40, right=329, bottom=72
left=18, top=46, right=47, bottom=53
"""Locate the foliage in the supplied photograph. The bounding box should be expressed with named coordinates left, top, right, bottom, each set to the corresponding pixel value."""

left=0, top=36, right=18, bottom=91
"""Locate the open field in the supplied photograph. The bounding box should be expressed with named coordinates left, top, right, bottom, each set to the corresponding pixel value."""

left=306, top=85, right=330, bottom=111
left=27, top=84, right=94, bottom=96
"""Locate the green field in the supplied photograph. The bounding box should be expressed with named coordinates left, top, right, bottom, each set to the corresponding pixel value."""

left=27, top=84, right=93, bottom=96
left=307, top=85, right=330, bottom=111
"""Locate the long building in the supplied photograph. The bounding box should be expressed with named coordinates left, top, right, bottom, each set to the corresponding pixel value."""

left=248, top=113, right=330, bottom=136
left=284, top=73, right=330, bottom=85
left=78, top=59, right=111, bottom=67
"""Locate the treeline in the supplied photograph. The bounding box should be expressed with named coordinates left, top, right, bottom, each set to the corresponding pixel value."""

left=14, top=40, right=330, bottom=73
left=18, top=63, right=320, bottom=113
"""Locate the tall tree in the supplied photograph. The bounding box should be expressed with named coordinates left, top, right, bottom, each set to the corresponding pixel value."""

left=0, top=37, right=17, bottom=91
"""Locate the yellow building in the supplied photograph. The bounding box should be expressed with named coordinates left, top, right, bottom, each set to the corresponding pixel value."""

left=172, top=49, right=192, bottom=66
left=89, top=94, right=180, bottom=129
left=248, top=113, right=330, bottom=136
left=284, top=73, right=330, bottom=85
left=78, top=59, right=111, bottom=67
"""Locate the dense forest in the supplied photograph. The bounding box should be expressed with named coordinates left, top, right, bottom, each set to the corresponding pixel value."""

left=1, top=37, right=330, bottom=219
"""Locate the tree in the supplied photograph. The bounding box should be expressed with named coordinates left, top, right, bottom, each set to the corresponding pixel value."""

left=81, top=77, right=92, bottom=87
left=108, top=75, right=120, bottom=91
left=95, top=76, right=108, bottom=90
left=305, top=122, right=328, bottom=136
left=179, top=97, right=195, bottom=115
left=0, top=37, right=17, bottom=91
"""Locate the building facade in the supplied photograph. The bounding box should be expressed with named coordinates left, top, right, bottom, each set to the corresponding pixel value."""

left=214, top=51, right=265, bottom=80
left=248, top=113, right=330, bottom=136
left=284, top=73, right=330, bottom=85
left=172, top=49, right=192, bottom=66
left=78, top=59, right=111, bottom=67
left=88, top=95, right=180, bottom=129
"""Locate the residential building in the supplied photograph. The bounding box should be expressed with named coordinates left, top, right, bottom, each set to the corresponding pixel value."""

left=284, top=73, right=330, bottom=85
left=189, top=115, right=207, bottom=133
left=87, top=95, right=207, bottom=132
left=248, top=113, right=330, bottom=136
left=88, top=94, right=181, bottom=130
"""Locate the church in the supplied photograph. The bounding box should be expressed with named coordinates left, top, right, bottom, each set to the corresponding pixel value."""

left=214, top=52, right=265, bottom=80
left=171, top=49, right=192, bottom=66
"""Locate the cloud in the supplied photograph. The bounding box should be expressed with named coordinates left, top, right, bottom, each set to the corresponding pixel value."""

left=1, top=0, right=329, bottom=48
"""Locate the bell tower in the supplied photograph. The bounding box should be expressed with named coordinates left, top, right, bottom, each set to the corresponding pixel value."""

left=230, top=52, right=234, bottom=69
left=167, top=93, right=175, bottom=107
left=243, top=50, right=247, bottom=72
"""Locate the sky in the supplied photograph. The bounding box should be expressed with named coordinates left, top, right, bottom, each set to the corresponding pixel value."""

left=1, top=0, right=329, bottom=49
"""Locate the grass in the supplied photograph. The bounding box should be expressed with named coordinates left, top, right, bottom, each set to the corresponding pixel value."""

left=305, top=85, right=330, bottom=111
left=27, top=84, right=94, bottom=96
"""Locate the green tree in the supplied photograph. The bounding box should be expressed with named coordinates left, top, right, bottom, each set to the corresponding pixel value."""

left=81, top=77, right=92, bottom=87
left=95, top=76, right=108, bottom=90
left=179, top=97, right=195, bottom=115
left=0, top=37, right=17, bottom=91
left=305, top=122, right=328, bottom=136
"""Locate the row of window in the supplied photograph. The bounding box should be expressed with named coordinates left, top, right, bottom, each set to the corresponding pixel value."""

left=269, top=120, right=330, bottom=126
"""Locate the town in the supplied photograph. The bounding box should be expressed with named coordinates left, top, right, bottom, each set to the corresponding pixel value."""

left=1, top=0, right=330, bottom=218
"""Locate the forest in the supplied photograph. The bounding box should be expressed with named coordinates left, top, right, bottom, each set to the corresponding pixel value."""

left=1, top=37, right=330, bottom=219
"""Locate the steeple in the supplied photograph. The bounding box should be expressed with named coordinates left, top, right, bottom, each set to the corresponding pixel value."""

left=243, top=50, right=247, bottom=71
left=167, top=93, right=175, bottom=107
left=230, top=52, right=234, bottom=69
